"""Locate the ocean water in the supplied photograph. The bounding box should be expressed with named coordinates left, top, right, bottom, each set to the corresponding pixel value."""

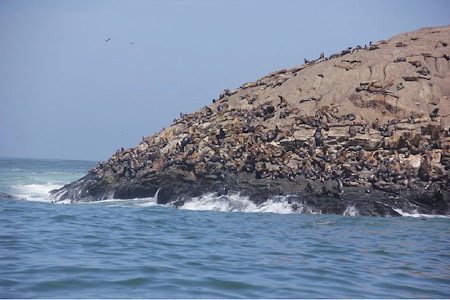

left=0, top=157, right=449, bottom=298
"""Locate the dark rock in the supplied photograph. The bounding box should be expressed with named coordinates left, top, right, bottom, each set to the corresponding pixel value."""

left=0, top=192, right=24, bottom=201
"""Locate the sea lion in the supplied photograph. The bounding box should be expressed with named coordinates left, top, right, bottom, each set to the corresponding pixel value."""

left=394, top=57, right=406, bottom=63
left=372, top=118, right=380, bottom=130
left=242, top=125, right=255, bottom=134
left=219, top=89, right=237, bottom=99
left=279, top=109, right=290, bottom=119
left=409, top=60, right=421, bottom=67
left=430, top=108, right=439, bottom=118
left=346, top=113, right=356, bottom=121
left=247, top=96, right=258, bottom=105
left=216, top=128, right=226, bottom=140
left=178, top=136, right=192, bottom=151
left=297, top=115, right=319, bottom=127
left=417, top=67, right=429, bottom=76
left=217, top=103, right=229, bottom=112
left=265, top=129, right=278, bottom=142
left=262, top=104, right=275, bottom=115
left=314, top=128, right=323, bottom=147
left=277, top=95, right=289, bottom=108
left=329, top=53, right=340, bottom=59
left=349, top=125, right=358, bottom=137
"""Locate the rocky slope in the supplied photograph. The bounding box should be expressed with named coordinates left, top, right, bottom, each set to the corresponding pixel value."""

left=51, top=26, right=450, bottom=216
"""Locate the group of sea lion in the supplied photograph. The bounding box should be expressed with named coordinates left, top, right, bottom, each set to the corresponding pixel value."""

left=97, top=95, right=446, bottom=193
left=53, top=26, right=450, bottom=215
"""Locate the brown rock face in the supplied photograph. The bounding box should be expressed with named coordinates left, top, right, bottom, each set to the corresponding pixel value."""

left=52, top=26, right=450, bottom=216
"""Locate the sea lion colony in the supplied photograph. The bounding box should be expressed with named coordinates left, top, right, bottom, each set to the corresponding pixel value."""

left=52, top=26, right=450, bottom=214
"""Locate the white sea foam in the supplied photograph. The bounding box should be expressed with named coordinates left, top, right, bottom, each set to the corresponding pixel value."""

left=343, top=205, right=359, bottom=217
left=61, top=192, right=313, bottom=214
left=178, top=193, right=302, bottom=214
left=12, top=182, right=63, bottom=202
left=393, top=208, right=450, bottom=219
left=50, top=191, right=300, bottom=213
left=94, top=197, right=158, bottom=207
left=54, top=199, right=73, bottom=205
left=11, top=181, right=449, bottom=218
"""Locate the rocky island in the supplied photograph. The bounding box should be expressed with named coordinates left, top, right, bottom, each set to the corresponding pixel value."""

left=51, top=26, right=450, bottom=216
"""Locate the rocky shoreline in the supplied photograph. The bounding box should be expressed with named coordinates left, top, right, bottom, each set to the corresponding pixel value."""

left=51, top=26, right=450, bottom=216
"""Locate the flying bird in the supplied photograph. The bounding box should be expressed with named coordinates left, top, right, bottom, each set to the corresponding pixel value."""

left=130, top=41, right=135, bottom=45
left=105, top=37, right=111, bottom=42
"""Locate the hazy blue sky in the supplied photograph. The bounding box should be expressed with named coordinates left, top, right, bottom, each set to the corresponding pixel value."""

left=1, top=0, right=449, bottom=161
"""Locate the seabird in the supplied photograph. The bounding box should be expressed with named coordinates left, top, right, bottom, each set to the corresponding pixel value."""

left=105, top=37, right=111, bottom=42
left=130, top=41, right=135, bottom=45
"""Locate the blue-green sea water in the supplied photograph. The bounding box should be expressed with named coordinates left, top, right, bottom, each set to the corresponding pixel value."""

left=1, top=157, right=449, bottom=298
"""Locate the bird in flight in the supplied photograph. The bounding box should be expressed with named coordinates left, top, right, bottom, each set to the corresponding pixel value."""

left=105, top=37, right=111, bottom=42
left=130, top=41, right=135, bottom=45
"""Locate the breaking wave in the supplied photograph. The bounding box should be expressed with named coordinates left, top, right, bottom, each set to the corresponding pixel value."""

left=343, top=205, right=359, bottom=217
left=393, top=208, right=450, bottom=219
left=178, top=193, right=299, bottom=214
left=2, top=158, right=447, bottom=218
left=11, top=182, right=63, bottom=202
left=7, top=183, right=450, bottom=218
left=90, top=197, right=159, bottom=207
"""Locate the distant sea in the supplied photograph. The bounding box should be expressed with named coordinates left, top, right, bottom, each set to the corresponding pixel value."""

left=0, top=157, right=449, bottom=298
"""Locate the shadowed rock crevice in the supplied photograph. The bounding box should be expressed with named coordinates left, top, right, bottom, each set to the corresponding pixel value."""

left=51, top=26, right=450, bottom=216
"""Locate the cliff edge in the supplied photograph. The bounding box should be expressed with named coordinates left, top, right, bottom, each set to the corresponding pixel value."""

left=51, top=26, right=450, bottom=216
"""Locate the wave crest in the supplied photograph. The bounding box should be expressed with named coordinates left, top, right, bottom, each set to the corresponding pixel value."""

left=177, top=193, right=291, bottom=214
left=12, top=183, right=63, bottom=202
left=7, top=184, right=450, bottom=218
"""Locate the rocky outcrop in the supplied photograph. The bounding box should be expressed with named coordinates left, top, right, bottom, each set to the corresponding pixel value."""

left=0, top=192, right=24, bottom=201
left=51, top=26, right=450, bottom=216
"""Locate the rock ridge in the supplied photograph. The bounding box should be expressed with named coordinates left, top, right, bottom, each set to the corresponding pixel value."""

left=51, top=26, right=450, bottom=216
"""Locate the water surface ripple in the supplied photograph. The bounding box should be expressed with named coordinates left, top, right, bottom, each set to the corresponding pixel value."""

left=1, top=199, right=449, bottom=298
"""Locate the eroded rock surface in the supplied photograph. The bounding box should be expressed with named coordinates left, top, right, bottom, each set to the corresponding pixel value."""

left=51, top=26, right=450, bottom=216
